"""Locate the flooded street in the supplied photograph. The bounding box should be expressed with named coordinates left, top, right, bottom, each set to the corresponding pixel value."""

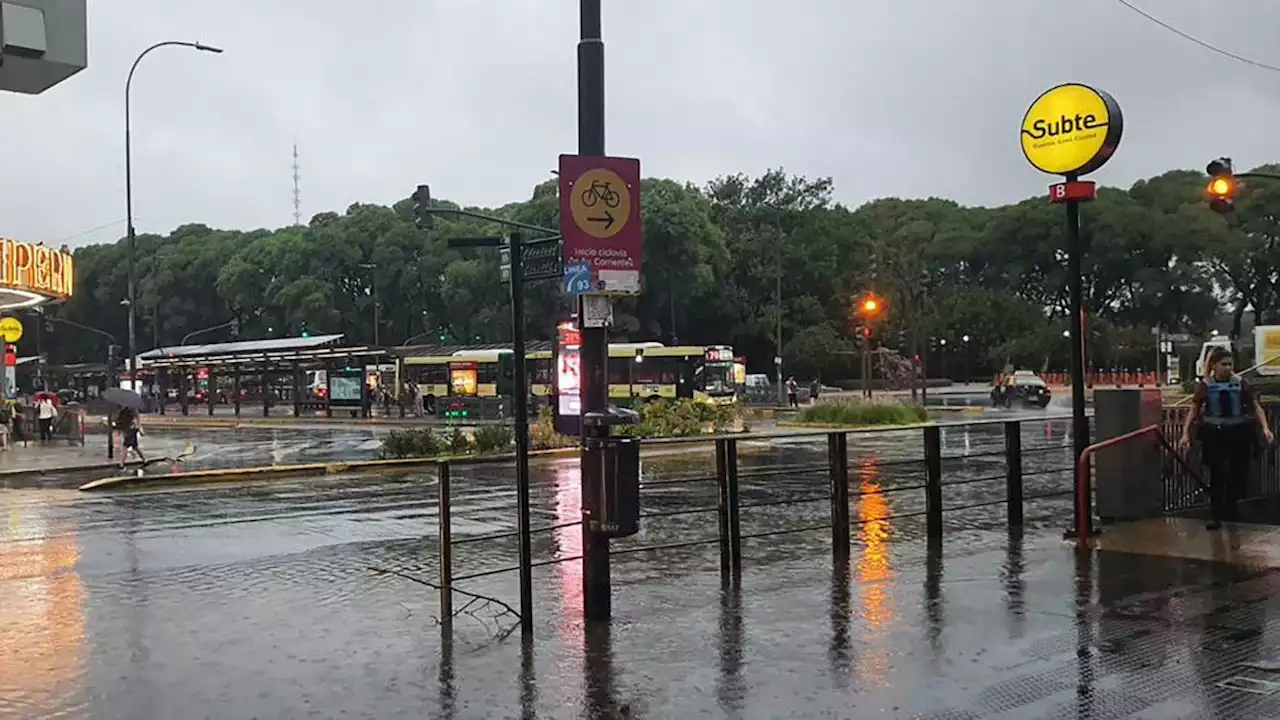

left=0, top=416, right=1108, bottom=718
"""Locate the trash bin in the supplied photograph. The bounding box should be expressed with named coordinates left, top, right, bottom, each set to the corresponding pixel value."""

left=584, top=407, right=642, bottom=538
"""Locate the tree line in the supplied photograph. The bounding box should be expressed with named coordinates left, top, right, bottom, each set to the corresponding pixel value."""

left=44, top=163, right=1280, bottom=380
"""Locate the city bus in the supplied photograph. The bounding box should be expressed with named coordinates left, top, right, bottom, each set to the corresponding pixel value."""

left=397, top=342, right=739, bottom=411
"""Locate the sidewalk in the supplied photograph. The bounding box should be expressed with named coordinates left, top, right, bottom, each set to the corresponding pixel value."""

left=0, top=435, right=192, bottom=480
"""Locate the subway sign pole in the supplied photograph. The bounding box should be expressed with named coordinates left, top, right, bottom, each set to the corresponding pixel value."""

left=1020, top=82, right=1123, bottom=541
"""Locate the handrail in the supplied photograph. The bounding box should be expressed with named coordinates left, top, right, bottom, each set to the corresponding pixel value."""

left=1073, top=424, right=1162, bottom=539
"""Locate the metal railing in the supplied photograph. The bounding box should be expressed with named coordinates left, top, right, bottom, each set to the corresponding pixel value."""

left=431, top=415, right=1078, bottom=634
left=1157, top=404, right=1280, bottom=514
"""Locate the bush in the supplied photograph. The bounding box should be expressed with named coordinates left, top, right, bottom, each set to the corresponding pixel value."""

left=443, top=427, right=473, bottom=456
left=531, top=406, right=576, bottom=450
left=615, top=398, right=747, bottom=438
left=473, top=424, right=515, bottom=454
left=379, top=428, right=442, bottom=459
left=797, top=402, right=928, bottom=427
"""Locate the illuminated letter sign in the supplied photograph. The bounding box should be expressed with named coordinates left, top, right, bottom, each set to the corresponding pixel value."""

left=0, top=239, right=75, bottom=300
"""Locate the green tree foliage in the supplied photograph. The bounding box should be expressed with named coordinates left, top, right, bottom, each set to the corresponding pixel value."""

left=46, top=164, right=1279, bottom=380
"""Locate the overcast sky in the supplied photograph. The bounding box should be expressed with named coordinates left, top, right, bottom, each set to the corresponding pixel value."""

left=3, top=0, right=1278, bottom=247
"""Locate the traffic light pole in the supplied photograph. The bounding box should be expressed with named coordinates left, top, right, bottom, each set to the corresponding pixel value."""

left=1064, top=174, right=1091, bottom=538
left=578, top=0, right=612, bottom=623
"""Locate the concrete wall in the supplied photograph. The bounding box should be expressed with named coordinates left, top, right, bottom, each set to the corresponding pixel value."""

left=0, top=0, right=86, bottom=94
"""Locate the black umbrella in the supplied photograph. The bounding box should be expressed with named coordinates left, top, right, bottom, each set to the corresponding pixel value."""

left=102, top=387, right=143, bottom=409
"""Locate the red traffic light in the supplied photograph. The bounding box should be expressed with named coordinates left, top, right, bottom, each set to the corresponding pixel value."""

left=863, top=327, right=872, bottom=338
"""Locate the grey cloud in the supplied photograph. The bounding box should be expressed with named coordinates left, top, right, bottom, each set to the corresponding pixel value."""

left=0, top=0, right=1276, bottom=247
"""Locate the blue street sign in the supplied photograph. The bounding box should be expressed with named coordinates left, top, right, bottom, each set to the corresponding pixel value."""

left=563, top=262, right=591, bottom=295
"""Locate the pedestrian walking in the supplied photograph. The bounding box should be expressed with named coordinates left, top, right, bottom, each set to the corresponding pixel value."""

left=116, top=406, right=147, bottom=467
left=809, top=378, right=821, bottom=405
left=36, top=395, right=56, bottom=441
left=786, top=376, right=799, bottom=409
left=1181, top=347, right=1274, bottom=529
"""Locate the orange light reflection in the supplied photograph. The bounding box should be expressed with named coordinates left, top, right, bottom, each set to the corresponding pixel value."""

left=853, top=457, right=894, bottom=687
left=0, top=507, right=86, bottom=709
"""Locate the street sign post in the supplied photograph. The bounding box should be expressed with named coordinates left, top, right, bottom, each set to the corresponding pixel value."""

left=1020, top=82, right=1123, bottom=540
left=558, top=154, right=642, bottom=296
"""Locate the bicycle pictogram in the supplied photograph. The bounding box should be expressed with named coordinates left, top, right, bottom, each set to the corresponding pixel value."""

left=580, top=179, right=621, bottom=209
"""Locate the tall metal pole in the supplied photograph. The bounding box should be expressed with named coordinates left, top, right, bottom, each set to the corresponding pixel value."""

left=509, top=232, right=534, bottom=635
left=776, top=255, right=784, bottom=406
left=578, top=0, right=611, bottom=623
left=125, top=40, right=223, bottom=392
left=1065, top=179, right=1091, bottom=536
left=373, top=271, right=380, bottom=347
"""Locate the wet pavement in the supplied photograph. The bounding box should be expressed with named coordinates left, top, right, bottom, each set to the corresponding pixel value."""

left=6, top=415, right=1276, bottom=718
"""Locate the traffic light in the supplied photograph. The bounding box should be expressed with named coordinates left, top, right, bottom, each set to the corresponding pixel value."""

left=106, top=344, right=121, bottom=370
left=857, top=294, right=883, bottom=319
left=412, top=184, right=433, bottom=230
left=496, top=352, right=515, bottom=396
left=300, top=322, right=310, bottom=339
left=229, top=317, right=240, bottom=338
left=1206, top=157, right=1238, bottom=214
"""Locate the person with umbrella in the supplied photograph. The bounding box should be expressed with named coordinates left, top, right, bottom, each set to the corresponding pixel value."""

left=34, top=391, right=58, bottom=442
left=103, top=388, right=147, bottom=466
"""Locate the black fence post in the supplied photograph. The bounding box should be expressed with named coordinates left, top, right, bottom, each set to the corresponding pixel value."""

left=1004, top=421, right=1024, bottom=527
left=726, top=438, right=742, bottom=581
left=715, top=438, right=730, bottom=578
left=437, top=461, right=453, bottom=633
left=924, top=425, right=943, bottom=539
left=828, top=432, right=850, bottom=565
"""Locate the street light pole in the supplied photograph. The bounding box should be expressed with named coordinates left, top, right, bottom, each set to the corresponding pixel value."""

left=125, top=40, right=223, bottom=391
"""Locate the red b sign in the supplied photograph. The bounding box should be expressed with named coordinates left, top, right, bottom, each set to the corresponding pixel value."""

left=1048, top=181, right=1097, bottom=204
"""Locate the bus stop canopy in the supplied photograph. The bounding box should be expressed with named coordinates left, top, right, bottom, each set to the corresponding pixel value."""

left=394, top=341, right=554, bottom=359
left=137, top=335, right=387, bottom=369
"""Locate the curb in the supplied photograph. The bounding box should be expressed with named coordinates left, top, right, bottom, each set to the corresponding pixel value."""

left=74, top=438, right=754, bottom=492
left=77, top=446, right=588, bottom=491
left=1, top=459, right=143, bottom=480
left=775, top=420, right=937, bottom=431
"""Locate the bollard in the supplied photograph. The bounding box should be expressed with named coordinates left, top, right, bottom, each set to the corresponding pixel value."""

left=827, top=432, right=850, bottom=565
left=715, top=438, right=730, bottom=578
left=1004, top=421, right=1024, bottom=527
left=924, top=425, right=943, bottom=539
left=437, top=462, right=453, bottom=632
left=725, top=438, right=742, bottom=581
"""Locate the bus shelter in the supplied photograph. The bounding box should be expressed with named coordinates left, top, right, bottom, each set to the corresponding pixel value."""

left=136, top=335, right=388, bottom=418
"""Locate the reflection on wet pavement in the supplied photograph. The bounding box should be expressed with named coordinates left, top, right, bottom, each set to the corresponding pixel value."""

left=9, top=417, right=1280, bottom=717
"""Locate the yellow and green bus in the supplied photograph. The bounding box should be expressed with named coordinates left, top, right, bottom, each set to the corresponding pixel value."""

left=396, top=342, right=740, bottom=410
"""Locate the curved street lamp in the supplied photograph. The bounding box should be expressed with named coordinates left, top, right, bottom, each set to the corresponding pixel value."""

left=124, top=40, right=223, bottom=389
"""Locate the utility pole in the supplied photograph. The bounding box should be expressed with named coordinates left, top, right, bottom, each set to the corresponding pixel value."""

left=577, top=0, right=611, bottom=622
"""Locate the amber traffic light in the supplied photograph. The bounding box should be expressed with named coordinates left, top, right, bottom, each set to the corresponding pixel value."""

left=1205, top=157, right=1237, bottom=214
left=859, top=295, right=882, bottom=316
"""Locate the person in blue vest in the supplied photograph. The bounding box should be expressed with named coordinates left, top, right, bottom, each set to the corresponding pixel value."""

left=1180, top=347, right=1274, bottom=529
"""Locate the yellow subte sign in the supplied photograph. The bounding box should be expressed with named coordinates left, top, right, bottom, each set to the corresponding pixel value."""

left=0, top=316, right=23, bottom=343
left=1020, top=83, right=1123, bottom=177
left=568, top=168, right=632, bottom=240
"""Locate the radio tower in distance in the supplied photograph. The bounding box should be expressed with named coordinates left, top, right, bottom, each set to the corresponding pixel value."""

left=292, top=143, right=302, bottom=226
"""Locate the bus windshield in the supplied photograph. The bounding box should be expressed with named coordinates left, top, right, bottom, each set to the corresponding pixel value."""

left=701, top=363, right=735, bottom=395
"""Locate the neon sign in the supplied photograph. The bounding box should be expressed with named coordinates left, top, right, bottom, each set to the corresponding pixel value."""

left=0, top=239, right=74, bottom=299
left=557, top=322, right=581, bottom=417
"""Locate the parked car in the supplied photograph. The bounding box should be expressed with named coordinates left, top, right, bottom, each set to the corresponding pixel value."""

left=991, top=371, right=1051, bottom=408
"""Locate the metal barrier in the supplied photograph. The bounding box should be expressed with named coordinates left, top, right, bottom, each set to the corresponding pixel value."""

left=1158, top=405, right=1280, bottom=515
left=431, top=415, right=1077, bottom=636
